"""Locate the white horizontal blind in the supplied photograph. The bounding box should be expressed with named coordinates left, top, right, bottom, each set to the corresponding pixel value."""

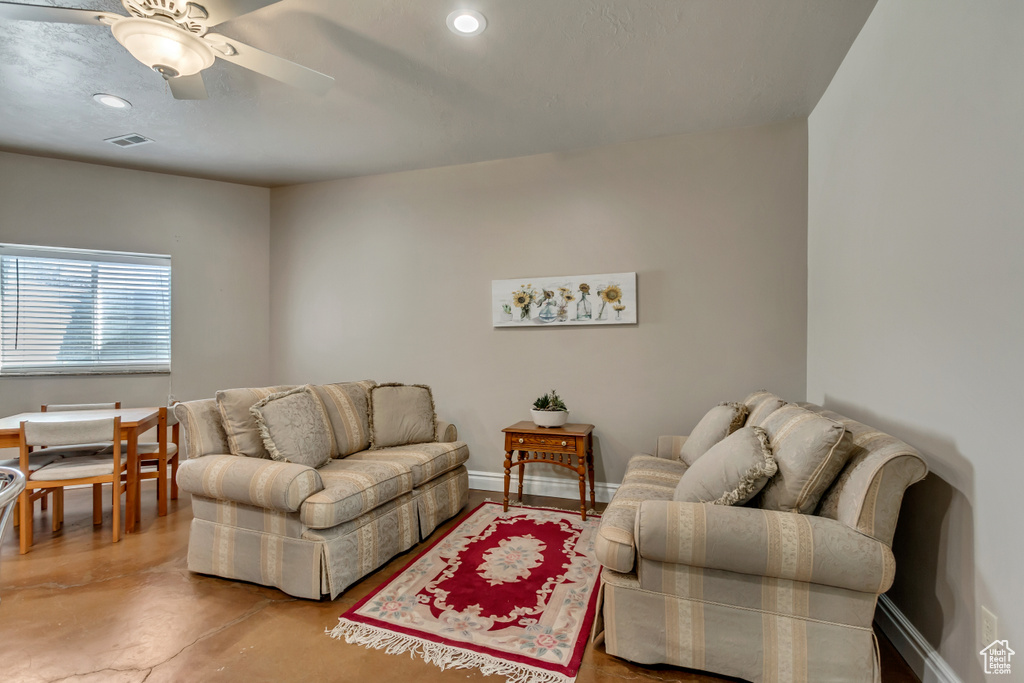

left=0, top=244, right=171, bottom=376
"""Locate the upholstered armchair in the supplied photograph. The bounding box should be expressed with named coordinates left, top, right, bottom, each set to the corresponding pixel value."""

left=593, top=396, right=927, bottom=683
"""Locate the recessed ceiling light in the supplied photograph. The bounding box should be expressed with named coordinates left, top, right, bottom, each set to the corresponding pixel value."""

left=93, top=93, right=132, bottom=110
left=446, top=9, right=486, bottom=36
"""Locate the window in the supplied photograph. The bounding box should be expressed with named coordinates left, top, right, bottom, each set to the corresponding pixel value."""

left=0, top=244, right=171, bottom=376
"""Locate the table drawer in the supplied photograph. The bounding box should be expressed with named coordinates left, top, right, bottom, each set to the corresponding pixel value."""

left=511, top=433, right=576, bottom=451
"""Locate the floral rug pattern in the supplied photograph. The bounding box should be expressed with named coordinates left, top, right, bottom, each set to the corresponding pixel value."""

left=328, top=502, right=602, bottom=683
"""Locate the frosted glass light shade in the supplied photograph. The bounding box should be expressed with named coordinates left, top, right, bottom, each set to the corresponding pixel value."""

left=446, top=10, right=486, bottom=36
left=112, top=18, right=214, bottom=77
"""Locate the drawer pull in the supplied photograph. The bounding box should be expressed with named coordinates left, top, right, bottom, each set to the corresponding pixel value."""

left=561, top=441, right=567, bottom=447
left=518, top=438, right=524, bottom=444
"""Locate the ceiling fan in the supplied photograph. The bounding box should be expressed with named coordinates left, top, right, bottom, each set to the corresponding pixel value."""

left=0, top=0, right=334, bottom=100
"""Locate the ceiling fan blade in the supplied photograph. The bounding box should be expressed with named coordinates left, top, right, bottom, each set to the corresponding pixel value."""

left=167, top=73, right=208, bottom=100
left=0, top=2, right=120, bottom=25
left=205, top=32, right=334, bottom=95
left=198, top=0, right=280, bottom=28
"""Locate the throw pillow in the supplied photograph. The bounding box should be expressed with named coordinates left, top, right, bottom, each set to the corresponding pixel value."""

left=216, top=385, right=295, bottom=458
left=250, top=386, right=333, bottom=468
left=673, top=426, right=777, bottom=505
left=310, top=380, right=377, bottom=457
left=369, top=383, right=437, bottom=449
left=742, top=390, right=788, bottom=427
left=679, top=402, right=748, bottom=466
left=756, top=404, right=854, bottom=513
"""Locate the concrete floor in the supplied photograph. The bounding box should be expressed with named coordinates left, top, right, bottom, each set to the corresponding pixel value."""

left=0, top=484, right=919, bottom=682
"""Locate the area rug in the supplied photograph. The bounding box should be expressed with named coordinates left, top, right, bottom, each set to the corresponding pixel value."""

left=328, top=501, right=602, bottom=683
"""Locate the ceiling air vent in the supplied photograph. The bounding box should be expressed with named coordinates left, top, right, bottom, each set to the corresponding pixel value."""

left=105, top=133, right=154, bottom=148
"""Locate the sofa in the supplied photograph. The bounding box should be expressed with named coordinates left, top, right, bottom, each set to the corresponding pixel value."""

left=172, top=381, right=469, bottom=600
left=592, top=391, right=928, bottom=683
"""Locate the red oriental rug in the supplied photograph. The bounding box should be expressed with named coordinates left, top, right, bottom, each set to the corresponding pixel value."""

left=328, top=502, right=602, bottom=683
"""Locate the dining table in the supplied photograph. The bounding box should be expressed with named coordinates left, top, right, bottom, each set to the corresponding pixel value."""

left=0, top=406, right=164, bottom=534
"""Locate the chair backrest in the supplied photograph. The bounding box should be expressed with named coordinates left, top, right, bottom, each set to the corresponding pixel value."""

left=41, top=402, right=121, bottom=412
left=800, top=404, right=928, bottom=547
left=22, top=418, right=119, bottom=448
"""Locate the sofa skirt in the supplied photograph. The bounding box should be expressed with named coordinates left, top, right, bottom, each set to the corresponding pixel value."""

left=597, top=570, right=880, bottom=683
left=414, top=466, right=469, bottom=538
left=186, top=466, right=469, bottom=600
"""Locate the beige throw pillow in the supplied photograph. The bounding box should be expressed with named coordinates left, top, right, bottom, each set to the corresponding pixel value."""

left=679, top=402, right=748, bottom=466
left=369, top=383, right=437, bottom=449
left=310, top=380, right=376, bottom=457
left=216, top=385, right=295, bottom=458
left=742, top=390, right=788, bottom=427
left=755, top=404, right=853, bottom=513
left=673, top=426, right=778, bottom=505
left=250, top=386, right=333, bottom=468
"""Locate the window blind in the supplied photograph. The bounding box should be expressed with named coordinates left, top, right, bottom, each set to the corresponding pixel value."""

left=0, top=244, right=171, bottom=376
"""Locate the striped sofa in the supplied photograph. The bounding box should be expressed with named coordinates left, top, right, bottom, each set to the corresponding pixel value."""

left=592, top=392, right=927, bottom=683
left=173, top=381, right=469, bottom=600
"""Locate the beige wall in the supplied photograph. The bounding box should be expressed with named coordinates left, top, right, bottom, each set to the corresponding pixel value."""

left=269, top=120, right=809, bottom=485
left=808, top=2, right=1023, bottom=681
left=0, top=152, right=271, bottom=442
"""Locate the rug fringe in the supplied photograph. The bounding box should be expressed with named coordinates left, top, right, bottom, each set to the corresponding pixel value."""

left=327, top=619, right=576, bottom=683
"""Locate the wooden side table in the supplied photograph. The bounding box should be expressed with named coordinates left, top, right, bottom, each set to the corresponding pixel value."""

left=501, top=421, right=595, bottom=520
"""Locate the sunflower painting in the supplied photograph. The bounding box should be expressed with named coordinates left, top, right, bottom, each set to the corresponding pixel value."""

left=492, top=272, right=636, bottom=327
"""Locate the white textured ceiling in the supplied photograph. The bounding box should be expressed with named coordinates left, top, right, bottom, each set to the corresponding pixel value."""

left=0, top=0, right=876, bottom=187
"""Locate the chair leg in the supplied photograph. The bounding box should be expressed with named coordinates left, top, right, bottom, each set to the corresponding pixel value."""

left=18, top=489, right=32, bottom=554
left=112, top=482, right=121, bottom=544
left=93, top=484, right=103, bottom=525
left=170, top=454, right=179, bottom=500
left=40, top=491, right=48, bottom=511
left=52, top=488, right=64, bottom=532
left=157, top=458, right=168, bottom=517
left=13, top=498, right=19, bottom=528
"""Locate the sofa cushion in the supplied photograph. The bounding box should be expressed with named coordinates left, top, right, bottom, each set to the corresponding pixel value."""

left=251, top=386, right=334, bottom=469
left=742, top=390, right=787, bottom=426
left=369, top=383, right=436, bottom=449
left=673, top=426, right=777, bottom=505
left=174, top=398, right=230, bottom=459
left=754, top=404, right=853, bottom=514
left=300, top=459, right=415, bottom=528
left=679, top=402, right=748, bottom=466
left=311, top=381, right=376, bottom=457
left=594, top=454, right=687, bottom=573
left=345, top=440, right=469, bottom=487
left=216, top=385, right=296, bottom=458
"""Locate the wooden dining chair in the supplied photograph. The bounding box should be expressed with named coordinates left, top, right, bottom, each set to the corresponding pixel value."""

left=3, top=402, right=122, bottom=528
left=18, top=402, right=122, bottom=523
left=17, top=417, right=128, bottom=554
left=133, top=407, right=179, bottom=517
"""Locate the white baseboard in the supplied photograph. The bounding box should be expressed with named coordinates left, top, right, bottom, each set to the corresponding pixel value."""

left=875, top=594, right=962, bottom=683
left=468, top=469, right=619, bottom=505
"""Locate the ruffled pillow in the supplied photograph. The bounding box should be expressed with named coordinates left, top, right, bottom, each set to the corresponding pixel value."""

left=673, top=426, right=778, bottom=505
left=679, top=402, right=748, bottom=466
left=369, top=383, right=437, bottom=449
left=250, top=386, right=333, bottom=468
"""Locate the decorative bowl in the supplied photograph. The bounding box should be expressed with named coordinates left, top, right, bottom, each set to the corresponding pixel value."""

left=530, top=409, right=568, bottom=428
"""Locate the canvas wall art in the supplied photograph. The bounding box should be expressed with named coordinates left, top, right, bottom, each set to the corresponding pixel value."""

left=492, top=272, right=637, bottom=327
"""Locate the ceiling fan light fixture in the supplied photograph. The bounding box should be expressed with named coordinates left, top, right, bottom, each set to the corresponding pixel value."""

left=92, top=93, right=132, bottom=109
left=111, top=17, right=214, bottom=78
left=446, top=9, right=486, bottom=36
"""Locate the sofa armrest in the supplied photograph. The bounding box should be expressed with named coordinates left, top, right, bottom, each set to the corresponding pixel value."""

left=655, top=435, right=687, bottom=460
left=635, top=500, right=895, bottom=594
left=176, top=454, right=324, bottom=512
left=436, top=420, right=458, bottom=443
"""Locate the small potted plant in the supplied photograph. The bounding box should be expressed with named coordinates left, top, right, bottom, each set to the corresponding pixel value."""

left=531, top=389, right=569, bottom=428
